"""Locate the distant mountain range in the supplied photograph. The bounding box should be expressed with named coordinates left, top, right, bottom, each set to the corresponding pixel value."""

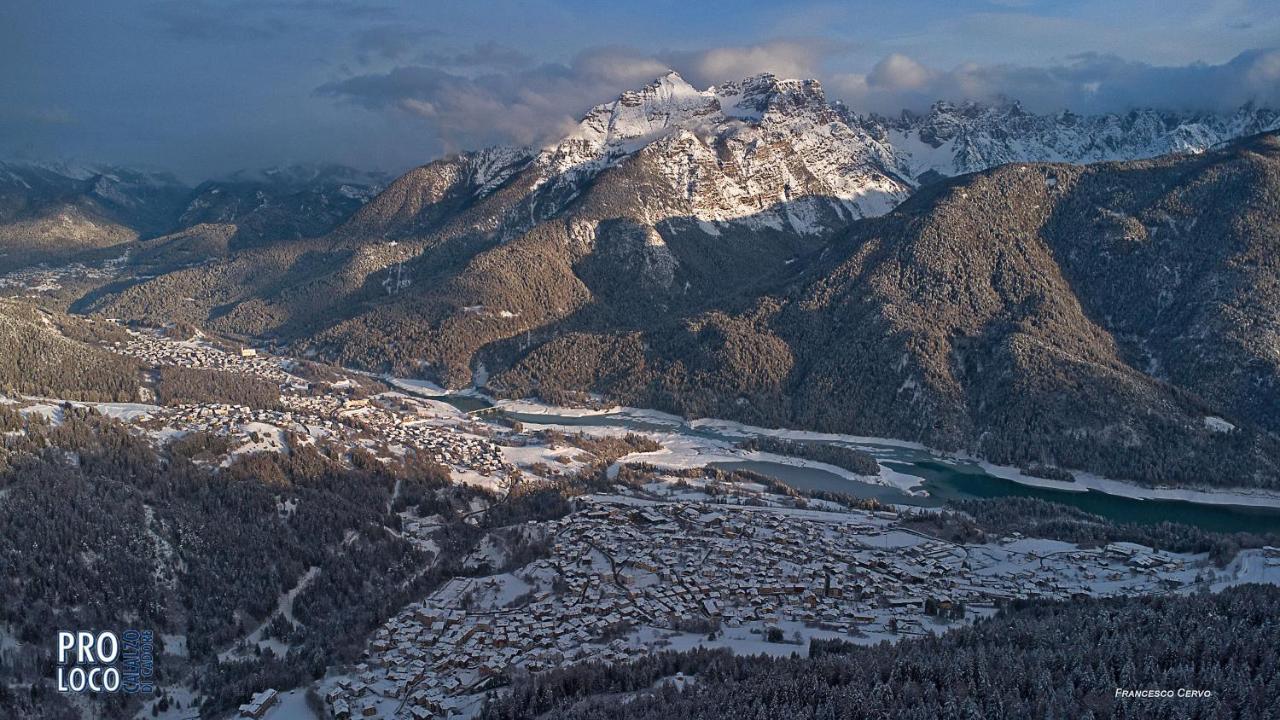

left=0, top=161, right=187, bottom=261
left=875, top=98, right=1280, bottom=180
left=5, top=72, right=1280, bottom=488
left=6, top=72, right=1275, bottom=263
left=0, top=161, right=388, bottom=264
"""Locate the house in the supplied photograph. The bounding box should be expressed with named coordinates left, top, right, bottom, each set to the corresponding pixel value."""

left=239, top=348, right=258, bottom=358
left=237, top=688, right=278, bottom=719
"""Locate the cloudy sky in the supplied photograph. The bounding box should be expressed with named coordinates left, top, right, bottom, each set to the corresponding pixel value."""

left=3, top=0, right=1278, bottom=180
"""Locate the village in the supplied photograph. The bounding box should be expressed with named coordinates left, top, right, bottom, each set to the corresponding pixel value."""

left=321, top=492, right=1240, bottom=719
left=115, top=331, right=304, bottom=385
left=12, top=326, right=1275, bottom=720
left=0, top=251, right=130, bottom=295
left=113, top=329, right=514, bottom=483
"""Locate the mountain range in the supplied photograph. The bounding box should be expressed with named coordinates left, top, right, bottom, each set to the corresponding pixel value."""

left=4, top=71, right=1280, bottom=489
left=0, top=161, right=388, bottom=266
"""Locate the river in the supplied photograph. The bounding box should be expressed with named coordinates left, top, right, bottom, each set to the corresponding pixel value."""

left=429, top=390, right=1280, bottom=534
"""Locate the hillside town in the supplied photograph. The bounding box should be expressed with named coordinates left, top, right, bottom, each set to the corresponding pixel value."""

left=115, top=331, right=304, bottom=386
left=321, top=494, right=1260, bottom=719
left=112, top=329, right=514, bottom=483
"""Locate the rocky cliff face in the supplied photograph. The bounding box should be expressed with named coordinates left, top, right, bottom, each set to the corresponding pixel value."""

left=532, top=72, right=909, bottom=228
left=329, top=72, right=911, bottom=251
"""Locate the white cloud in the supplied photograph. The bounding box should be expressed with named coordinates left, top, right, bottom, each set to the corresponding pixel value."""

left=866, top=54, right=934, bottom=90
left=317, top=47, right=672, bottom=151
left=665, top=39, right=841, bottom=87
left=319, top=41, right=1280, bottom=156
left=831, top=48, right=1280, bottom=115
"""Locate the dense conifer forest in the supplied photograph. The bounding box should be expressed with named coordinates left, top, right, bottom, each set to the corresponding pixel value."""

left=482, top=585, right=1280, bottom=720
left=0, top=407, right=566, bottom=718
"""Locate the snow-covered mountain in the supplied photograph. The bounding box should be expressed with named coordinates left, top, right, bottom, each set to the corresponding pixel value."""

left=534, top=71, right=909, bottom=229
left=337, top=72, right=918, bottom=249
left=871, top=100, right=1280, bottom=182
left=0, top=160, right=393, bottom=264
left=95, top=70, right=1280, bottom=339
left=378, top=71, right=1278, bottom=240
left=12, top=72, right=1275, bottom=265
left=0, top=160, right=186, bottom=225
left=537, top=71, right=1279, bottom=217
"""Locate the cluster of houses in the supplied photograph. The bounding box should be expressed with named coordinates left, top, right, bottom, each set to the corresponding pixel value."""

left=545, top=502, right=978, bottom=634
left=137, top=394, right=513, bottom=483
left=0, top=254, right=127, bottom=294
left=142, top=402, right=339, bottom=448
left=117, top=331, right=303, bottom=386
left=331, top=496, right=1207, bottom=718
left=314, top=395, right=512, bottom=478
left=110, top=330, right=514, bottom=482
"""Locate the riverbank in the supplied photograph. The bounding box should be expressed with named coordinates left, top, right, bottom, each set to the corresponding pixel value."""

left=491, top=397, right=1280, bottom=510
left=377, top=378, right=1280, bottom=529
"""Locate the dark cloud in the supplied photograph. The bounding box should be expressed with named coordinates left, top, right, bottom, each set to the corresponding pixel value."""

left=150, top=0, right=395, bottom=41
left=420, top=42, right=535, bottom=70
left=318, top=41, right=1280, bottom=156
left=149, top=1, right=287, bottom=41
left=354, top=25, right=441, bottom=63
left=315, top=41, right=841, bottom=150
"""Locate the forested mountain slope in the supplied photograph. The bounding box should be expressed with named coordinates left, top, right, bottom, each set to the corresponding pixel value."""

left=0, top=299, right=142, bottom=402
left=54, top=74, right=1280, bottom=489
left=483, top=585, right=1280, bottom=720
left=497, top=133, right=1280, bottom=487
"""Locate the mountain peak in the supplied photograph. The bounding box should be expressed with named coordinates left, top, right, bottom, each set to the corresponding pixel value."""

left=652, top=69, right=692, bottom=88
left=621, top=70, right=700, bottom=104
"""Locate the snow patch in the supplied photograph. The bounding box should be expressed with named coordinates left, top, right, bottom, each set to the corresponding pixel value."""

left=1204, top=416, right=1236, bottom=433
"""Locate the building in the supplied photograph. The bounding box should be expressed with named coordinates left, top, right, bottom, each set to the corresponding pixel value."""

left=238, top=688, right=278, bottom=719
